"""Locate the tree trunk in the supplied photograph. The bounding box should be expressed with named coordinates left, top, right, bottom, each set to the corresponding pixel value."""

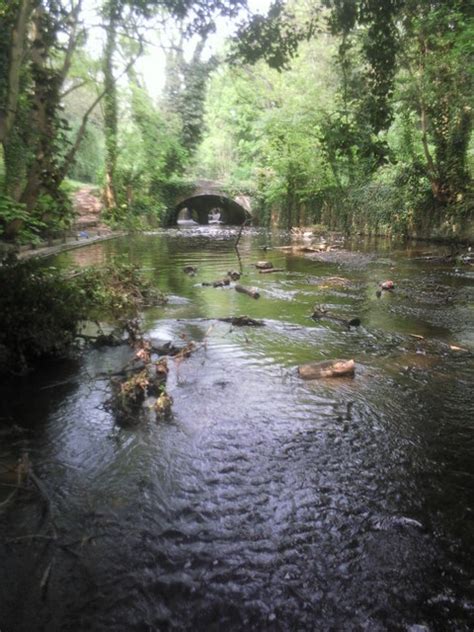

left=419, top=101, right=445, bottom=203
left=0, top=0, right=33, bottom=146
left=19, top=7, right=54, bottom=213
left=103, top=1, right=119, bottom=211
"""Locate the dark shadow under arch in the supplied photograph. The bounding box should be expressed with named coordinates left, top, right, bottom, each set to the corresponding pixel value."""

left=168, top=194, right=250, bottom=226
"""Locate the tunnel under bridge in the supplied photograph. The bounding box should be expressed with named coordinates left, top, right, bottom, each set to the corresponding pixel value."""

left=167, top=180, right=252, bottom=226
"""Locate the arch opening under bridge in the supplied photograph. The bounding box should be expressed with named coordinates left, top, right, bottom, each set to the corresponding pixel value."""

left=167, top=181, right=252, bottom=226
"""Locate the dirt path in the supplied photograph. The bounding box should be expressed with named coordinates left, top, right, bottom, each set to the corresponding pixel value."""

left=17, top=186, right=123, bottom=259
left=72, top=185, right=104, bottom=231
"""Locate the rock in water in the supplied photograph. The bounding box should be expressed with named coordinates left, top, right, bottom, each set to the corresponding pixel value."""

left=183, top=265, right=198, bottom=275
left=298, top=359, right=355, bottom=379
left=219, top=316, right=264, bottom=327
left=255, top=261, right=273, bottom=269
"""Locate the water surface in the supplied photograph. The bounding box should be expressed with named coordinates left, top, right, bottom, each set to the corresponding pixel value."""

left=1, top=228, right=473, bottom=631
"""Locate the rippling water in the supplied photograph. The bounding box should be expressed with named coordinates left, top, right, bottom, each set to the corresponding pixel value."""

left=1, top=228, right=473, bottom=631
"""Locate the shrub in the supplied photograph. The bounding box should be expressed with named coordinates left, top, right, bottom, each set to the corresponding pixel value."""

left=0, top=257, right=166, bottom=374
left=0, top=256, right=91, bottom=373
left=0, top=195, right=45, bottom=243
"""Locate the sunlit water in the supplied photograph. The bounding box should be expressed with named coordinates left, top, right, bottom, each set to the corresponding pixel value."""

left=1, top=227, right=473, bottom=631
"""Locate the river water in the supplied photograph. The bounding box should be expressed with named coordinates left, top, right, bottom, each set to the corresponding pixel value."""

left=1, top=227, right=473, bottom=631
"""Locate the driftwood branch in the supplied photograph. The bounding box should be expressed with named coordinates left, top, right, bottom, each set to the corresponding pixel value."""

left=234, top=218, right=249, bottom=249
left=235, top=284, right=260, bottom=299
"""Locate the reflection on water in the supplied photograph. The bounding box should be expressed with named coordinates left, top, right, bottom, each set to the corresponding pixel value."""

left=1, top=227, right=473, bottom=631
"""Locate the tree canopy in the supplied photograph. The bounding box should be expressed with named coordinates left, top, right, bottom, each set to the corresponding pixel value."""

left=0, top=0, right=472, bottom=241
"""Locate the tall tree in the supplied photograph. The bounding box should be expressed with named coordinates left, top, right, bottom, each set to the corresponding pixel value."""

left=234, top=0, right=473, bottom=217
left=1, top=0, right=249, bottom=238
left=1, top=0, right=86, bottom=237
left=102, top=0, right=120, bottom=210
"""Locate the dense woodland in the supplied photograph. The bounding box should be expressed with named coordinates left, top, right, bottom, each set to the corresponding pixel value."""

left=0, top=0, right=473, bottom=243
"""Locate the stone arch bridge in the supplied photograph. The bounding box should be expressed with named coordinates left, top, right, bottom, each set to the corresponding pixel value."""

left=166, top=179, right=252, bottom=226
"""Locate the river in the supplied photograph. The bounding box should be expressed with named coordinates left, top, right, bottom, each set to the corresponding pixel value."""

left=1, top=227, right=473, bottom=631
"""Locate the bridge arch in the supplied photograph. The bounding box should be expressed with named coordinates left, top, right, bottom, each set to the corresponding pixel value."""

left=166, top=180, right=252, bottom=226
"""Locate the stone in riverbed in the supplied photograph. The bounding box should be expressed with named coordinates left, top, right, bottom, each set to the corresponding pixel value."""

left=183, top=265, right=198, bottom=275
left=298, top=359, right=355, bottom=379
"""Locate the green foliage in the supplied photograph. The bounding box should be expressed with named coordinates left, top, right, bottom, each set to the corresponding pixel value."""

left=35, top=189, right=76, bottom=234
left=72, top=260, right=167, bottom=323
left=211, top=0, right=473, bottom=235
left=163, top=37, right=217, bottom=154
left=197, top=39, right=340, bottom=227
left=0, top=257, right=166, bottom=374
left=100, top=77, right=189, bottom=227
left=0, top=256, right=93, bottom=373
left=1, top=0, right=471, bottom=239
left=0, top=195, right=45, bottom=243
left=231, top=1, right=317, bottom=70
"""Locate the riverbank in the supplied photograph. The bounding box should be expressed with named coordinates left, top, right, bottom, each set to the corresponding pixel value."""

left=17, top=230, right=126, bottom=260
left=0, top=229, right=123, bottom=261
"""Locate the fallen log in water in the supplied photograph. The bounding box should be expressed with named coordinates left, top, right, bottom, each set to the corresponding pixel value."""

left=219, top=316, right=264, bottom=327
left=311, top=308, right=360, bottom=328
left=202, top=277, right=231, bottom=288
left=258, top=267, right=285, bottom=274
left=298, top=359, right=355, bottom=379
left=235, top=284, right=260, bottom=299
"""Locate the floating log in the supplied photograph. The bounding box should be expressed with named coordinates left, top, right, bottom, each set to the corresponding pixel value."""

left=298, top=359, right=355, bottom=379
left=255, top=261, right=273, bottom=269
left=235, top=284, right=260, bottom=299
left=219, top=316, right=264, bottom=327
left=258, top=267, right=285, bottom=274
